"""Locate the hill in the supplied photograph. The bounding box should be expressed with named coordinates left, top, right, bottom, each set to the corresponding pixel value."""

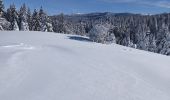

left=0, top=31, right=170, bottom=100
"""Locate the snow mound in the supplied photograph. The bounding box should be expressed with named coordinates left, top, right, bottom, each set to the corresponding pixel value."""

left=0, top=31, right=170, bottom=100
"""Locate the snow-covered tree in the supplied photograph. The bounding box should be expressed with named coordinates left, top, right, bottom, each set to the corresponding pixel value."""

left=0, top=18, right=10, bottom=30
left=27, top=7, right=32, bottom=30
left=19, top=4, right=29, bottom=31
left=46, top=17, right=53, bottom=32
left=56, top=13, right=66, bottom=33
left=6, top=4, right=19, bottom=31
left=31, top=9, right=40, bottom=31
left=90, top=24, right=105, bottom=43
left=157, top=23, right=170, bottom=54
left=38, top=7, right=53, bottom=32
left=0, top=0, right=4, bottom=17
left=107, top=27, right=117, bottom=43
left=13, top=19, right=19, bottom=31
left=89, top=24, right=115, bottom=43
left=0, top=25, right=3, bottom=30
left=39, top=7, right=48, bottom=31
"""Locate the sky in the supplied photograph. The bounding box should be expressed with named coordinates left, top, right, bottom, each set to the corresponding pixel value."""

left=3, top=0, right=170, bottom=15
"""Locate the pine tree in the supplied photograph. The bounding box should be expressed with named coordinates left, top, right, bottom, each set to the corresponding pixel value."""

left=32, top=9, right=40, bottom=31
left=6, top=4, right=19, bottom=30
left=0, top=0, right=4, bottom=17
left=52, top=13, right=65, bottom=33
left=27, top=7, right=32, bottom=30
left=46, top=17, right=53, bottom=32
left=57, top=13, right=66, bottom=33
left=39, top=7, right=48, bottom=31
left=19, top=4, right=29, bottom=31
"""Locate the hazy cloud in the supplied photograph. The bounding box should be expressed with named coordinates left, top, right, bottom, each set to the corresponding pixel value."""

left=102, top=0, right=139, bottom=3
left=100, top=0, right=170, bottom=8
left=153, top=1, right=170, bottom=8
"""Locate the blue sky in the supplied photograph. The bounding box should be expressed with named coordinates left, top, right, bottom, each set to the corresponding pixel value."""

left=4, top=0, right=170, bottom=15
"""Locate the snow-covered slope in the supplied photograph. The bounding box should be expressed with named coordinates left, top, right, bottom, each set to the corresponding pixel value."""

left=0, top=31, right=170, bottom=100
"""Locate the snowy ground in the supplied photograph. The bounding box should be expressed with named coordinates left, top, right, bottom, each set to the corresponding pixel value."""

left=0, top=31, right=170, bottom=100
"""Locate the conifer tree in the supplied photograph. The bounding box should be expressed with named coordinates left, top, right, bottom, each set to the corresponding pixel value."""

left=6, top=4, right=19, bottom=30
left=19, top=3, right=29, bottom=31
left=27, top=7, right=32, bottom=30
left=0, top=0, right=4, bottom=17
left=32, top=9, right=40, bottom=31
left=39, top=7, right=48, bottom=31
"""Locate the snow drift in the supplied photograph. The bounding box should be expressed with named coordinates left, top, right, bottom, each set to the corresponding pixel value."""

left=0, top=31, right=170, bottom=100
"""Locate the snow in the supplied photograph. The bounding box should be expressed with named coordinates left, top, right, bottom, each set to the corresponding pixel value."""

left=0, top=31, right=170, bottom=100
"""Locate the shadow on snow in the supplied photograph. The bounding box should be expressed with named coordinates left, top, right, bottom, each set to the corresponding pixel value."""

left=68, top=36, right=92, bottom=42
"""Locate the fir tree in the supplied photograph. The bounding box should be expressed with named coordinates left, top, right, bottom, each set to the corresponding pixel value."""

left=32, top=9, right=40, bottom=31
left=39, top=7, right=48, bottom=31
left=57, top=13, right=66, bottom=33
left=6, top=4, right=19, bottom=30
left=19, top=3, right=29, bottom=31
left=0, top=0, right=4, bottom=17
left=27, top=7, right=32, bottom=30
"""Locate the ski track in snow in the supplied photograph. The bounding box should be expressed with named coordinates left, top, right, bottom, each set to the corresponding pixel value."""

left=0, top=43, right=36, bottom=96
left=0, top=43, right=35, bottom=50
